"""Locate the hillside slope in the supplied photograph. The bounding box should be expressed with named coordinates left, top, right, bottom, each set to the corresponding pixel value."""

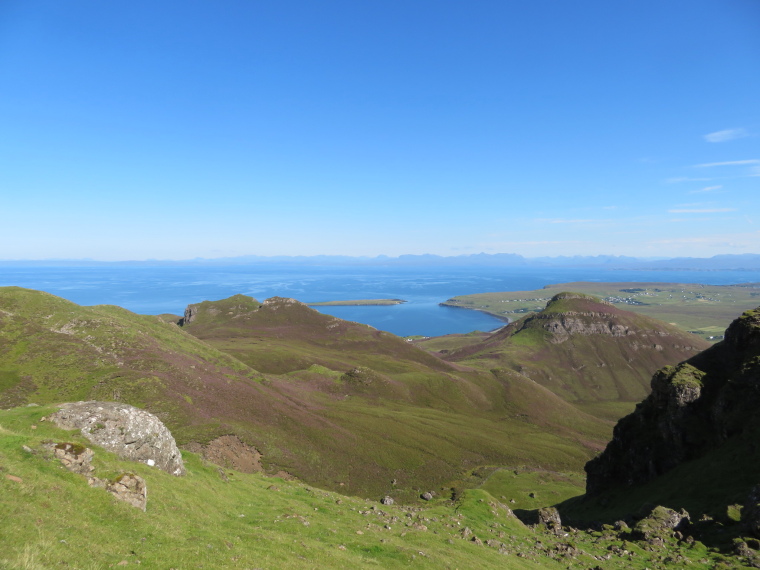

left=6, top=403, right=743, bottom=569
left=0, top=287, right=609, bottom=499
left=439, top=293, right=709, bottom=419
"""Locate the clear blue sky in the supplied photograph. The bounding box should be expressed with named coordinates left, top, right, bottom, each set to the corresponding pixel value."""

left=1, top=0, right=758, bottom=260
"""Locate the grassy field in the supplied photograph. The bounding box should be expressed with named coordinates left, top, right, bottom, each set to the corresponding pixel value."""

left=443, top=281, right=760, bottom=341
left=0, top=404, right=744, bottom=569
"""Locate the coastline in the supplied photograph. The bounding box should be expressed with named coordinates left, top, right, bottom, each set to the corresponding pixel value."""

left=439, top=300, right=512, bottom=327
left=308, top=299, right=406, bottom=307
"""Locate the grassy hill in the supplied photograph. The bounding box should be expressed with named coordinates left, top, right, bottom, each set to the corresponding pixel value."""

left=0, top=287, right=611, bottom=501
left=3, top=287, right=759, bottom=566
left=422, top=293, right=710, bottom=422
left=0, top=404, right=740, bottom=569
left=443, top=281, right=760, bottom=341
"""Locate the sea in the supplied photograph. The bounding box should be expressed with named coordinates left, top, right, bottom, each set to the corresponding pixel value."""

left=2, top=264, right=759, bottom=337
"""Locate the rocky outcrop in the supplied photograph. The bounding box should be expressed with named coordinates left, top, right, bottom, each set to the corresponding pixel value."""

left=537, top=507, right=563, bottom=534
left=47, top=401, right=185, bottom=476
left=46, top=442, right=95, bottom=475
left=585, top=307, right=760, bottom=495
left=104, top=473, right=148, bottom=511
left=44, top=441, right=147, bottom=510
left=180, top=304, right=198, bottom=325
left=633, top=506, right=690, bottom=540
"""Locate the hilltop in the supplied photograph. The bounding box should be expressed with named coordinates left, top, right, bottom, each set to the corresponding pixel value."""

left=443, top=281, right=760, bottom=341
left=422, top=292, right=709, bottom=421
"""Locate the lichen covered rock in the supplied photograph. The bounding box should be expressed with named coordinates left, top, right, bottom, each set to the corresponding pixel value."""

left=48, top=401, right=185, bottom=476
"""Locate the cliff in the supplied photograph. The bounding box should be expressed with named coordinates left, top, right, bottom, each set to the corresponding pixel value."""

left=585, top=306, right=760, bottom=495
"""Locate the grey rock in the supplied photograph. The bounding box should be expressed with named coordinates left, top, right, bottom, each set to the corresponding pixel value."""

left=537, top=507, right=562, bottom=531
left=49, top=401, right=185, bottom=476
left=105, top=473, right=148, bottom=511
left=381, top=496, right=394, bottom=505
left=421, top=491, right=434, bottom=501
left=633, top=506, right=690, bottom=539
left=46, top=442, right=95, bottom=475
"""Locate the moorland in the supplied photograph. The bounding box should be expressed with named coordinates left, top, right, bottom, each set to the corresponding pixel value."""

left=2, top=283, right=760, bottom=568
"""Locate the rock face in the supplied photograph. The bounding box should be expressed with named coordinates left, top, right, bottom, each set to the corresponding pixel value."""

left=743, top=485, right=760, bottom=539
left=585, top=307, right=760, bottom=495
left=48, top=401, right=185, bottom=476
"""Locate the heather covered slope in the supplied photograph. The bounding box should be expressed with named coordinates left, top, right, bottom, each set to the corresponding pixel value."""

left=180, top=294, right=452, bottom=375
left=438, top=293, right=709, bottom=418
left=0, top=287, right=609, bottom=499
left=177, top=294, right=612, bottom=497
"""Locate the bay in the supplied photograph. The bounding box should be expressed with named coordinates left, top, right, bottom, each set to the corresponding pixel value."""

left=1, top=264, right=759, bottom=337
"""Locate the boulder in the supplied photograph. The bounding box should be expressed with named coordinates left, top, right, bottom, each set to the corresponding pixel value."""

left=48, top=401, right=185, bottom=476
left=47, top=442, right=95, bottom=476
left=633, top=506, right=690, bottom=540
left=537, top=507, right=562, bottom=532
left=105, top=473, right=148, bottom=511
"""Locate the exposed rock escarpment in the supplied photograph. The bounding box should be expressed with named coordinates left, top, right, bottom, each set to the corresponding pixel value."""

left=585, top=307, right=760, bottom=495
left=48, top=401, right=185, bottom=476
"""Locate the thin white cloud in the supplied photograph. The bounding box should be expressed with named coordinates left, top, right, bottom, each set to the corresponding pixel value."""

left=667, top=208, right=737, bottom=213
left=689, top=185, right=723, bottom=194
left=703, top=128, right=749, bottom=143
left=694, top=159, right=760, bottom=168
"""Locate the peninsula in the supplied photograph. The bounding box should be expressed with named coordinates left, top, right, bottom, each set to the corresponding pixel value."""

left=307, top=298, right=406, bottom=306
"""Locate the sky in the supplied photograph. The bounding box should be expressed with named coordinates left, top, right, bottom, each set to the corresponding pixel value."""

left=1, top=0, right=759, bottom=261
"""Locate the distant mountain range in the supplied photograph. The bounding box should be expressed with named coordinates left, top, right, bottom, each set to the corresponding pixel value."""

left=3, top=252, right=760, bottom=270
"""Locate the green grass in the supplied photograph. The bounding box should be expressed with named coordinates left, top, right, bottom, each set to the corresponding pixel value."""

left=476, top=467, right=586, bottom=511
left=0, top=405, right=743, bottom=569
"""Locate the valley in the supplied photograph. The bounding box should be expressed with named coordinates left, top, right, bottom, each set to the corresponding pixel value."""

left=2, top=284, right=760, bottom=567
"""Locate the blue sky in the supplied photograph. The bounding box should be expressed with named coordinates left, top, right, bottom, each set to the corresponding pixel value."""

left=1, top=0, right=758, bottom=260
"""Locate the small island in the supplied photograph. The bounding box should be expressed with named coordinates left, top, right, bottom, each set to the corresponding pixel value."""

left=307, top=299, right=406, bottom=306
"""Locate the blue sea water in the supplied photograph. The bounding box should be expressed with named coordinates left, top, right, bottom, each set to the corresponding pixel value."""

left=1, top=264, right=759, bottom=337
